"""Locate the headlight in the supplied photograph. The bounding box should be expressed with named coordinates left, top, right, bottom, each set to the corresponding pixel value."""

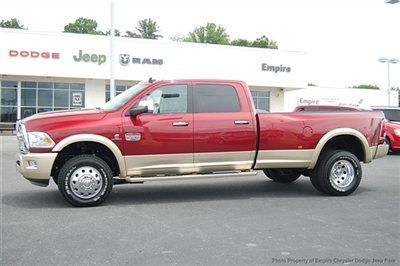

left=16, top=122, right=29, bottom=153
left=27, top=132, right=55, bottom=148
left=394, top=129, right=400, bottom=137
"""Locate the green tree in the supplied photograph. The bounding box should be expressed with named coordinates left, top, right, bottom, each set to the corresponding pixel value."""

left=125, top=30, right=142, bottom=38
left=185, top=23, right=229, bottom=45
left=251, top=35, right=278, bottom=49
left=135, top=18, right=162, bottom=39
left=307, top=83, right=317, bottom=86
left=0, top=18, right=25, bottom=29
left=230, top=38, right=251, bottom=47
left=64, top=17, right=104, bottom=35
left=352, top=84, right=380, bottom=90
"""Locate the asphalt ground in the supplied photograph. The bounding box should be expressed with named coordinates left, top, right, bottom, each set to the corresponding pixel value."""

left=1, top=136, right=399, bottom=265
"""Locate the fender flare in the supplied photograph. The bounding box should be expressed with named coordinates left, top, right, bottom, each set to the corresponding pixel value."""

left=308, top=128, right=372, bottom=169
left=52, top=134, right=127, bottom=176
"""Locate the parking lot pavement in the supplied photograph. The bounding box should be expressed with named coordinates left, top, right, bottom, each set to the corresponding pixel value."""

left=1, top=135, right=399, bottom=265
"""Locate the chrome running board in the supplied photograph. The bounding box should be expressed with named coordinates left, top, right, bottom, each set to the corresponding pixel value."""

left=124, top=171, right=258, bottom=183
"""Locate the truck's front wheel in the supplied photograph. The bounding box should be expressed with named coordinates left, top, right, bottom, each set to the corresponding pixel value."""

left=57, top=155, right=113, bottom=207
left=310, top=150, right=362, bottom=196
left=263, top=169, right=301, bottom=183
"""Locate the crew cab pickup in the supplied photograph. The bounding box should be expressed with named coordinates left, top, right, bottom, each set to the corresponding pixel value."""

left=16, top=79, right=389, bottom=207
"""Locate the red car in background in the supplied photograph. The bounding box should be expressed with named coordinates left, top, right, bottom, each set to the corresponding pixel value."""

left=371, top=107, right=400, bottom=152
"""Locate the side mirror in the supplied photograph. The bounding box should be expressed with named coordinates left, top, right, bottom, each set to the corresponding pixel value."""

left=126, top=106, right=148, bottom=117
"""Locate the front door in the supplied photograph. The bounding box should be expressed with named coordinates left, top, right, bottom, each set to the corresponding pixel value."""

left=122, top=84, right=194, bottom=176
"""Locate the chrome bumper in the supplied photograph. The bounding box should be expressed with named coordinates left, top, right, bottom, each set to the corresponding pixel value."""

left=374, top=143, right=389, bottom=159
left=16, top=152, right=57, bottom=186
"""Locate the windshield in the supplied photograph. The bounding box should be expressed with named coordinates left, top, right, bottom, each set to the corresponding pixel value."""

left=101, top=83, right=150, bottom=111
left=374, top=109, right=400, bottom=122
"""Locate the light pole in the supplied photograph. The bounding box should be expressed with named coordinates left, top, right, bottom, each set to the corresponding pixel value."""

left=110, top=0, right=115, bottom=100
left=378, top=57, right=399, bottom=106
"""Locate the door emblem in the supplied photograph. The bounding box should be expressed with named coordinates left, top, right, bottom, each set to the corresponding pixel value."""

left=125, top=133, right=141, bottom=142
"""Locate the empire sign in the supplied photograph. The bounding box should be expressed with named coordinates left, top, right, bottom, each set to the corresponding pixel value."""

left=261, top=63, right=291, bottom=73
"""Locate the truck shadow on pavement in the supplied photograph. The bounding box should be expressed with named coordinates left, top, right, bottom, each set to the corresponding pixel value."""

left=2, top=177, right=374, bottom=209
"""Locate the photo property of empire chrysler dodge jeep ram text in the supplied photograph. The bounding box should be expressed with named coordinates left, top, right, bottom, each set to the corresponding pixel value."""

left=16, top=79, right=388, bottom=207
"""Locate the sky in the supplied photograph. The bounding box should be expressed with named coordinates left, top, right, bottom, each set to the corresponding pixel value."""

left=0, top=0, right=399, bottom=89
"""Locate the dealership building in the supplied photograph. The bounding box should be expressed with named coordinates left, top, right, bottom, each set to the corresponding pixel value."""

left=0, top=29, right=398, bottom=125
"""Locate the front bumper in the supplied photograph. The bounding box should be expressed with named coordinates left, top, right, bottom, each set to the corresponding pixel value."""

left=374, top=143, right=389, bottom=159
left=16, top=152, right=57, bottom=186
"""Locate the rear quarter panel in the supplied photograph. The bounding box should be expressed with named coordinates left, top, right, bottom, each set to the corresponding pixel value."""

left=257, top=111, right=384, bottom=151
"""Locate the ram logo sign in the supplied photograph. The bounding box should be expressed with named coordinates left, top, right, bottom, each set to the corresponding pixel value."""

left=119, top=54, right=163, bottom=66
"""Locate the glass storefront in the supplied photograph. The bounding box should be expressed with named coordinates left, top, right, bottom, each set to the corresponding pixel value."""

left=105, top=84, right=129, bottom=102
left=0, top=80, right=85, bottom=123
left=0, top=81, right=18, bottom=123
left=251, top=90, right=270, bottom=111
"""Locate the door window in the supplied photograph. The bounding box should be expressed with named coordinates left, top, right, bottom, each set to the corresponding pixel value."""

left=193, top=84, right=240, bottom=113
left=137, top=85, right=188, bottom=114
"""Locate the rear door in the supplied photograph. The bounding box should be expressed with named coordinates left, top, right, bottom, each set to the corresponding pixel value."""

left=193, top=82, right=257, bottom=172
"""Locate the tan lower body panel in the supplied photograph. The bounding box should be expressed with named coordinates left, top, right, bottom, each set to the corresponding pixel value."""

left=194, top=151, right=256, bottom=172
left=125, top=153, right=194, bottom=176
left=125, top=151, right=256, bottom=176
left=254, top=149, right=314, bottom=169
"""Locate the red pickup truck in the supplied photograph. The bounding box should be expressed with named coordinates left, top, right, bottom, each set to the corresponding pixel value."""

left=16, top=79, right=388, bottom=207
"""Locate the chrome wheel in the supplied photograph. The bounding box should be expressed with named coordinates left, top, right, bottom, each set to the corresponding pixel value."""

left=329, top=160, right=355, bottom=191
left=70, top=166, right=103, bottom=199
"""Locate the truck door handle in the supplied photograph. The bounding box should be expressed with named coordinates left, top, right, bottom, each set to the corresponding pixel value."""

left=172, top=121, right=189, bottom=126
left=234, top=120, right=249, bottom=125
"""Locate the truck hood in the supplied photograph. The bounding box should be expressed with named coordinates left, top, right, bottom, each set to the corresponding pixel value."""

left=23, top=109, right=108, bottom=132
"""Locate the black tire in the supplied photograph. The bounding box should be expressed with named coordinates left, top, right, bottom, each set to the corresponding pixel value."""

left=263, top=169, right=301, bottom=183
left=57, top=155, right=113, bottom=207
left=310, top=150, right=362, bottom=196
left=385, top=137, right=392, bottom=153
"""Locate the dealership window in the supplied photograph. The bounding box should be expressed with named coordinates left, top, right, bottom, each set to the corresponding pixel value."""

left=0, top=81, right=18, bottom=123
left=0, top=80, right=85, bottom=123
left=251, top=90, right=270, bottom=111
left=19, top=81, right=85, bottom=120
left=105, top=84, right=129, bottom=102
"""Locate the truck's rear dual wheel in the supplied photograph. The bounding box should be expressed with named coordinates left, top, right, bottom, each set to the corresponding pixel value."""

left=57, top=155, right=113, bottom=207
left=310, top=150, right=362, bottom=196
left=263, top=169, right=301, bottom=183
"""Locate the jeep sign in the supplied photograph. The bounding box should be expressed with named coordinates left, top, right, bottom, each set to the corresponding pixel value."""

left=73, top=50, right=106, bottom=65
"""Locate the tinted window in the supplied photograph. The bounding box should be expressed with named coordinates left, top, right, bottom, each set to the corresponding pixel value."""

left=193, top=84, right=240, bottom=113
left=1, top=88, right=17, bottom=106
left=375, top=109, right=400, bottom=122
left=38, top=90, right=53, bottom=107
left=22, top=89, right=36, bottom=106
left=54, top=90, right=69, bottom=107
left=0, top=107, right=17, bottom=122
left=1, top=81, right=18, bottom=88
left=137, top=85, right=188, bottom=114
left=70, top=83, right=85, bottom=90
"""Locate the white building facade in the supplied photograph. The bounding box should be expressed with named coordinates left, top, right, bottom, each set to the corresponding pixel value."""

left=0, top=29, right=397, bottom=124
